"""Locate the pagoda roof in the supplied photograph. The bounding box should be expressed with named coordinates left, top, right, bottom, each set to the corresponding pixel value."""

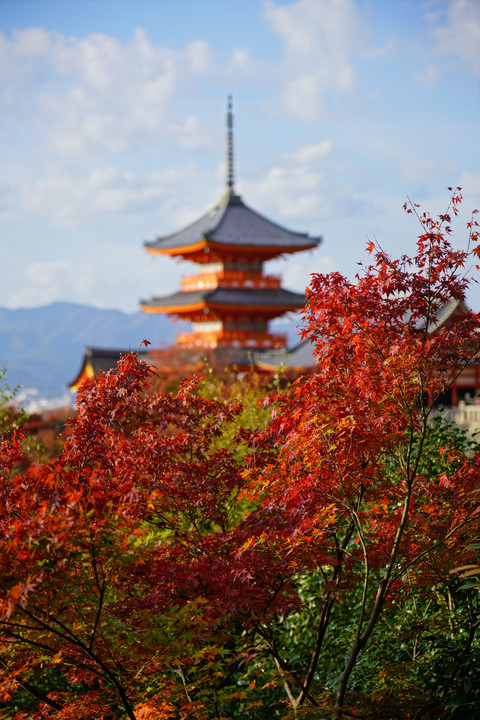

left=145, top=192, right=321, bottom=256
left=141, top=286, right=306, bottom=313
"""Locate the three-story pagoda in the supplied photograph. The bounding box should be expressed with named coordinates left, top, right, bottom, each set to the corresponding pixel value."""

left=141, top=98, right=321, bottom=352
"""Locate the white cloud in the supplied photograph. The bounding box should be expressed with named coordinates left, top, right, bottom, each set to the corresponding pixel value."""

left=414, top=63, right=439, bottom=88
left=278, top=252, right=336, bottom=293
left=0, top=2, right=477, bottom=317
left=246, top=164, right=323, bottom=219
left=7, top=245, right=185, bottom=312
left=185, top=39, right=213, bottom=74
left=10, top=260, right=93, bottom=307
left=263, top=0, right=368, bottom=119
left=12, top=27, right=51, bottom=57
left=237, top=138, right=333, bottom=222
left=239, top=133, right=375, bottom=231
left=0, top=182, right=14, bottom=220
left=171, top=114, right=215, bottom=151
left=429, top=0, right=480, bottom=75
left=400, top=157, right=457, bottom=184
left=363, top=35, right=396, bottom=60
left=19, top=163, right=198, bottom=226
left=457, top=171, right=480, bottom=221
left=287, top=140, right=332, bottom=164
left=0, top=27, right=216, bottom=157
left=228, top=47, right=254, bottom=71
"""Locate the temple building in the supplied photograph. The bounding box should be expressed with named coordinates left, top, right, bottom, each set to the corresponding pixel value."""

left=67, top=101, right=480, bottom=427
left=68, top=347, right=149, bottom=393
left=257, top=295, right=480, bottom=411
left=140, top=98, right=321, bottom=356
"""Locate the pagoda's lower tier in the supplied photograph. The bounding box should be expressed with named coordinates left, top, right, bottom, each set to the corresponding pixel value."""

left=141, top=286, right=305, bottom=350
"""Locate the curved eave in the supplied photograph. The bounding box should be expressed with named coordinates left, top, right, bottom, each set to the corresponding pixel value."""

left=145, top=237, right=318, bottom=259
left=141, top=300, right=206, bottom=314
left=141, top=301, right=303, bottom=315
left=145, top=238, right=208, bottom=257
left=68, top=363, right=95, bottom=392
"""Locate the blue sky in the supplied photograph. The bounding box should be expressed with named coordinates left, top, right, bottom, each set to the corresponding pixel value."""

left=1, top=0, right=479, bottom=336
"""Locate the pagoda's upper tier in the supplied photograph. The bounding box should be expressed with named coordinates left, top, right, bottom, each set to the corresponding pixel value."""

left=145, top=192, right=322, bottom=261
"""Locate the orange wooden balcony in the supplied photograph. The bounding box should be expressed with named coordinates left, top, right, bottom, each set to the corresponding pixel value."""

left=176, top=329, right=287, bottom=349
left=181, top=270, right=281, bottom=291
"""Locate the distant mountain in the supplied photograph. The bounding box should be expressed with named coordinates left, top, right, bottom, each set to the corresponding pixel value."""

left=0, top=302, right=182, bottom=400
left=0, top=302, right=303, bottom=401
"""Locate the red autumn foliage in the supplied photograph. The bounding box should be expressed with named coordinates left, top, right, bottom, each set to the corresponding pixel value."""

left=0, top=189, right=479, bottom=718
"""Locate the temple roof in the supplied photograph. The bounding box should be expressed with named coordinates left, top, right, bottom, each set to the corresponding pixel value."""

left=417, top=297, right=468, bottom=333
left=144, top=192, right=321, bottom=256
left=68, top=347, right=149, bottom=392
left=255, top=297, right=471, bottom=371
left=255, top=338, right=315, bottom=371
left=141, top=286, right=306, bottom=313
left=150, top=344, right=274, bottom=372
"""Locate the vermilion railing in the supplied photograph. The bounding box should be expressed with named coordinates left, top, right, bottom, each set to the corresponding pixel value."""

left=176, top=329, right=287, bottom=349
left=181, top=270, right=281, bottom=291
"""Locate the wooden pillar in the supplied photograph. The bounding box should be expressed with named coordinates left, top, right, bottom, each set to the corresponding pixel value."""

left=452, top=383, right=458, bottom=407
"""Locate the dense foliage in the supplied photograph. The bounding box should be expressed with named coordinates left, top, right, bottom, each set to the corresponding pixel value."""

left=1, top=190, right=480, bottom=719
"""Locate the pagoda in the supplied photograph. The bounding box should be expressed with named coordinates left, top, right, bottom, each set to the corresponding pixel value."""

left=141, top=98, right=321, bottom=353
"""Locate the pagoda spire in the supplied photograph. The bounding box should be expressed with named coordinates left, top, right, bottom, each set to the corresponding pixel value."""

left=226, top=95, right=235, bottom=194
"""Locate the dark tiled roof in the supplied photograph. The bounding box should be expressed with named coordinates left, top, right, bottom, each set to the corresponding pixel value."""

left=208, top=287, right=306, bottom=307
left=255, top=298, right=471, bottom=371
left=87, top=347, right=132, bottom=374
left=152, top=345, right=273, bottom=370
left=142, top=287, right=306, bottom=310
left=68, top=347, right=149, bottom=390
left=145, top=193, right=321, bottom=252
left=142, top=290, right=206, bottom=309
left=255, top=338, right=316, bottom=370
left=417, top=297, right=468, bottom=332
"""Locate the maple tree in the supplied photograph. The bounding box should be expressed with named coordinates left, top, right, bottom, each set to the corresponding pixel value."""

left=245, top=189, right=480, bottom=716
left=0, top=358, right=258, bottom=719
left=0, top=189, right=480, bottom=718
